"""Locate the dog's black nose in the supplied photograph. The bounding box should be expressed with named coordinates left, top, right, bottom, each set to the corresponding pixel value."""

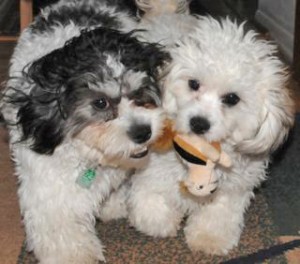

left=127, top=124, right=152, bottom=144
left=190, top=116, right=210, bottom=134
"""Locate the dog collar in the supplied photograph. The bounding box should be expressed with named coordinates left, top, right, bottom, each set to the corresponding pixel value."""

left=76, top=168, right=97, bottom=189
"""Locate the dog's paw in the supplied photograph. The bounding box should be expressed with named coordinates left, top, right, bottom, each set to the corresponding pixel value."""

left=129, top=194, right=181, bottom=237
left=39, top=250, right=105, bottom=264
left=99, top=203, right=128, bottom=222
left=97, top=184, right=129, bottom=222
left=98, top=197, right=128, bottom=222
left=185, top=229, right=238, bottom=255
left=34, top=236, right=106, bottom=264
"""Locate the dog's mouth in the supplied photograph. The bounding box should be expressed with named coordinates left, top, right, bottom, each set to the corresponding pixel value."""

left=130, top=147, right=149, bottom=159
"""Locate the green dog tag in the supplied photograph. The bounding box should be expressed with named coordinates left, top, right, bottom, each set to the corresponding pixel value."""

left=76, top=169, right=96, bottom=189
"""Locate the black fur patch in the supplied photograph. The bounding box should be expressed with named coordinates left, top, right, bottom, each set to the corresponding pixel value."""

left=28, top=27, right=168, bottom=87
left=105, top=0, right=137, bottom=15
left=31, top=6, right=121, bottom=34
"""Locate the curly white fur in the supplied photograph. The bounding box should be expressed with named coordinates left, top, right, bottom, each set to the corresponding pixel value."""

left=104, top=2, right=295, bottom=256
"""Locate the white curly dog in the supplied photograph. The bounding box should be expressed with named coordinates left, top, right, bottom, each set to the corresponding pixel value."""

left=102, top=0, right=295, bottom=256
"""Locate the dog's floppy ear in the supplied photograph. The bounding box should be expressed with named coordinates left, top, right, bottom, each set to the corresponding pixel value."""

left=14, top=53, right=70, bottom=154
left=237, top=81, right=295, bottom=156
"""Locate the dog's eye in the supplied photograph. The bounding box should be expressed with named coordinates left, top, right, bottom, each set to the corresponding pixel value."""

left=188, top=79, right=200, bottom=91
left=222, top=93, right=240, bottom=106
left=92, top=98, right=109, bottom=110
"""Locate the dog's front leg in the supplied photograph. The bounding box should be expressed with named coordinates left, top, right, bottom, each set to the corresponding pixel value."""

left=98, top=182, right=130, bottom=222
left=17, top=156, right=105, bottom=264
left=184, top=189, right=253, bottom=255
left=127, top=152, right=185, bottom=238
left=128, top=190, right=182, bottom=237
left=21, top=188, right=105, bottom=263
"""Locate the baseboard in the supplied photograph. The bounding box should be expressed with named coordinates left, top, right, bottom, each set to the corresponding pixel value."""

left=0, top=36, right=18, bottom=42
left=255, top=10, right=294, bottom=63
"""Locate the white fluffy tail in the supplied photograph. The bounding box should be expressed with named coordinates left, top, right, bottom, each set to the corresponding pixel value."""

left=135, top=0, right=190, bottom=17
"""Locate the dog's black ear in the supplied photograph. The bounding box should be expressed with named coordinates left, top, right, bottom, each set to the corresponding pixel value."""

left=15, top=57, right=69, bottom=154
left=12, top=42, right=83, bottom=154
left=17, top=97, right=66, bottom=154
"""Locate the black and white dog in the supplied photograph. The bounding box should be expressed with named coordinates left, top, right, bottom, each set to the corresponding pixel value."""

left=0, top=0, right=168, bottom=263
